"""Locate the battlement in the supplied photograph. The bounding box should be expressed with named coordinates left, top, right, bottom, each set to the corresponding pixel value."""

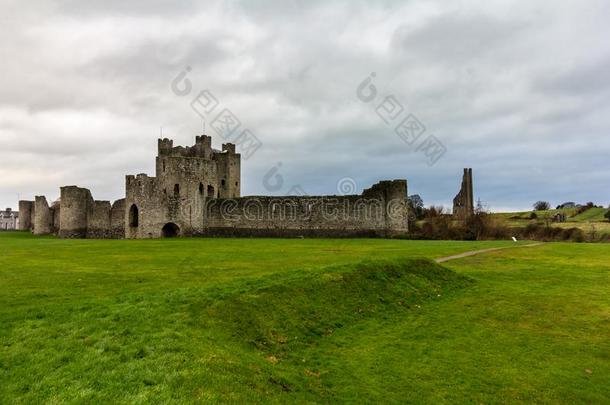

left=126, top=173, right=157, bottom=188
left=157, top=136, right=214, bottom=158
left=222, top=143, right=236, bottom=154
left=362, top=179, right=407, bottom=199
left=158, top=138, right=174, bottom=154
left=156, top=136, right=240, bottom=162
left=196, top=135, right=212, bottom=148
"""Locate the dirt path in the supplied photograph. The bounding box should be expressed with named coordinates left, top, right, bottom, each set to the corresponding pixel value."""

left=435, top=242, right=544, bottom=263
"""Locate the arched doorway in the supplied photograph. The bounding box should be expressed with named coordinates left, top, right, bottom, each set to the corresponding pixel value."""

left=161, top=222, right=180, bottom=238
left=129, top=204, right=139, bottom=227
left=207, top=185, right=215, bottom=198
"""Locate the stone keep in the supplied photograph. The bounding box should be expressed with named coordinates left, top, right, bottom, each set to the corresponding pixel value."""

left=125, top=135, right=241, bottom=238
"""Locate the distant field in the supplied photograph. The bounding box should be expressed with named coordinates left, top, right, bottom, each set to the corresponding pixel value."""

left=1, top=232, right=608, bottom=403
left=491, top=206, right=610, bottom=236
left=493, top=207, right=577, bottom=220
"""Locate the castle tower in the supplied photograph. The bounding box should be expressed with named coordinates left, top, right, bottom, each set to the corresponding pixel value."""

left=59, top=186, right=93, bottom=238
left=216, top=143, right=241, bottom=198
left=125, top=135, right=241, bottom=238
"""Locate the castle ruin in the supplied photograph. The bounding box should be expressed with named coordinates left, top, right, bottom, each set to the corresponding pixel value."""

left=19, top=134, right=411, bottom=238
left=452, top=168, right=474, bottom=217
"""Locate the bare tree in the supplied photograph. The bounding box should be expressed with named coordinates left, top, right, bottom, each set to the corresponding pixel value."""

left=533, top=201, right=550, bottom=211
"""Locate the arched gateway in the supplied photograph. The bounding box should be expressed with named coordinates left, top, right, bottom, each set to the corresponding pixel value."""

left=161, top=222, right=180, bottom=238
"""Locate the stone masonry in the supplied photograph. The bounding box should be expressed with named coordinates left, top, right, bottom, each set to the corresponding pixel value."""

left=452, top=168, right=474, bottom=217
left=19, top=133, right=414, bottom=238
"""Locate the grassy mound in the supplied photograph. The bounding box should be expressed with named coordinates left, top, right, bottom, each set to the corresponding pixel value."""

left=197, top=259, right=472, bottom=358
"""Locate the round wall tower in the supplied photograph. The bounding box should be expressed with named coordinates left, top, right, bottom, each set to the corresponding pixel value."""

left=59, top=186, right=92, bottom=238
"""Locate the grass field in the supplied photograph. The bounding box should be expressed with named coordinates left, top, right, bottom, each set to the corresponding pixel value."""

left=1, top=232, right=609, bottom=403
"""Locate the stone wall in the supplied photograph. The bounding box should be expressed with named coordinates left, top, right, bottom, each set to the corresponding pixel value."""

left=18, top=200, right=33, bottom=230
left=51, top=202, right=61, bottom=233
left=33, top=196, right=52, bottom=235
left=110, top=199, right=126, bottom=238
left=30, top=204, right=36, bottom=233
left=18, top=190, right=125, bottom=238
left=203, top=196, right=384, bottom=237
left=125, top=174, right=407, bottom=238
left=202, top=180, right=408, bottom=238
left=87, top=200, right=111, bottom=238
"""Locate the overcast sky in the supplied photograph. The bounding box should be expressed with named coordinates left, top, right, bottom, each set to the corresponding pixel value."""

left=1, top=0, right=609, bottom=211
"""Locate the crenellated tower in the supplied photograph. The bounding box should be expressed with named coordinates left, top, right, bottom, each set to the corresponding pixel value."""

left=125, top=134, right=241, bottom=238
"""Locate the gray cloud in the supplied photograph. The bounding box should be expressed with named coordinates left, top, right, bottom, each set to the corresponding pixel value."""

left=1, top=0, right=609, bottom=211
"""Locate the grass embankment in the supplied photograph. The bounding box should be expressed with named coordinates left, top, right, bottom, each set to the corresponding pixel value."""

left=200, top=258, right=470, bottom=400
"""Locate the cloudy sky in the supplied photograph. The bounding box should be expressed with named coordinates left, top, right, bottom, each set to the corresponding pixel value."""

left=1, top=0, right=609, bottom=211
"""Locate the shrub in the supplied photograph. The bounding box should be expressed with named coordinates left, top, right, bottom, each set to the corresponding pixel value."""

left=420, top=222, right=435, bottom=239
left=413, top=210, right=509, bottom=241
left=575, top=205, right=592, bottom=215
left=560, top=227, right=584, bottom=242
left=523, top=222, right=541, bottom=236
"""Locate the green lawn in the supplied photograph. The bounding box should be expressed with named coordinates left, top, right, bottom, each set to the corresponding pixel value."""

left=309, top=243, right=610, bottom=403
left=0, top=232, right=608, bottom=403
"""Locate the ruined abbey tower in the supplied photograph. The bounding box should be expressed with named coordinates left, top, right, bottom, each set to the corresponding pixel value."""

left=19, top=134, right=410, bottom=238
left=453, top=168, right=474, bottom=217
